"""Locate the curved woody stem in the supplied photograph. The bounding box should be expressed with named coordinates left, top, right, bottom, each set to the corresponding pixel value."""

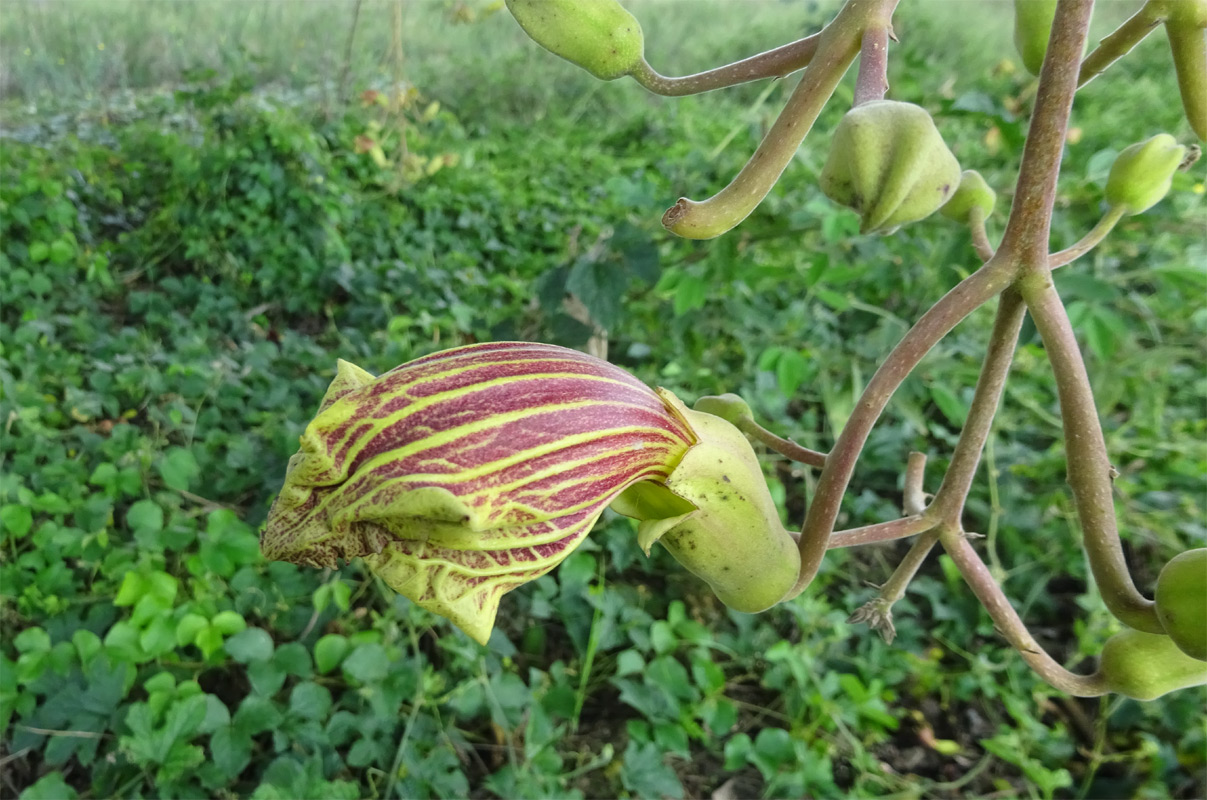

left=1004, top=0, right=1162, bottom=635
left=786, top=257, right=1016, bottom=599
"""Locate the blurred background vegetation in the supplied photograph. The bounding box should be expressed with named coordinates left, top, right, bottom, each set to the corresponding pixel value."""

left=1, top=1, right=1204, bottom=798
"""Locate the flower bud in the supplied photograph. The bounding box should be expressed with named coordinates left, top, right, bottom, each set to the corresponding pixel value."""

left=263, top=342, right=696, bottom=644
left=1098, top=629, right=1207, bottom=700
left=692, top=393, right=753, bottom=426
left=819, top=100, right=961, bottom=235
left=1155, top=548, right=1207, bottom=661
left=615, top=395, right=800, bottom=613
left=1013, top=0, right=1058, bottom=76
left=1104, top=134, right=1187, bottom=214
left=940, top=170, right=997, bottom=224
left=1164, top=4, right=1207, bottom=141
left=506, top=0, right=644, bottom=81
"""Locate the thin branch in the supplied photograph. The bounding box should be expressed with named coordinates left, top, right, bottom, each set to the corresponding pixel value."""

left=1078, top=1, right=1165, bottom=88
left=737, top=417, right=827, bottom=468
left=849, top=528, right=941, bottom=643
left=849, top=452, right=936, bottom=643
left=1048, top=205, right=1126, bottom=269
left=630, top=33, right=821, bottom=97
left=940, top=528, right=1109, bottom=697
left=929, top=290, right=1026, bottom=524
left=14, top=724, right=105, bottom=739
left=852, top=24, right=891, bottom=106
left=824, top=513, right=933, bottom=549
left=1017, top=276, right=1163, bottom=633
left=787, top=257, right=1016, bottom=598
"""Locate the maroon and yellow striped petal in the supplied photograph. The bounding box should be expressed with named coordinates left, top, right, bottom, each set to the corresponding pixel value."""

left=262, top=342, right=697, bottom=643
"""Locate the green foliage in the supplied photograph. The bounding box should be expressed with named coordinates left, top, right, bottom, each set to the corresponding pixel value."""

left=2, top=3, right=1205, bottom=799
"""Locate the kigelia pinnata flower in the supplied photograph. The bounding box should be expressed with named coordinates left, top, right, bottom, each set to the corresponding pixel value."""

left=262, top=342, right=800, bottom=644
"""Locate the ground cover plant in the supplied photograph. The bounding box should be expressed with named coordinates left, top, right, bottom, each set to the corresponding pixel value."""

left=1, top=1, right=1205, bottom=798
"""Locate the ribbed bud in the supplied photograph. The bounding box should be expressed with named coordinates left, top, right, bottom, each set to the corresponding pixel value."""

left=819, top=101, right=961, bottom=235
left=506, top=0, right=644, bottom=80
left=1104, top=134, right=1186, bottom=214
left=263, top=342, right=695, bottom=644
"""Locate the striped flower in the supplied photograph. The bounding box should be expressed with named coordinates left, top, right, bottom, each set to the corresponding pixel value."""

left=263, top=342, right=697, bottom=644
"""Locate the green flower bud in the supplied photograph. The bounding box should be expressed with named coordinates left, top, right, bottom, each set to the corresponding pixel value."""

left=1013, top=0, right=1058, bottom=76
left=1098, top=629, right=1207, bottom=700
left=1164, top=3, right=1207, bottom=141
left=1155, top=548, right=1207, bottom=661
left=263, top=342, right=696, bottom=644
left=819, top=100, right=962, bottom=235
left=692, top=393, right=754, bottom=426
left=1104, top=134, right=1187, bottom=214
left=506, top=0, right=644, bottom=81
left=940, top=170, right=997, bottom=224
left=614, top=394, right=800, bottom=613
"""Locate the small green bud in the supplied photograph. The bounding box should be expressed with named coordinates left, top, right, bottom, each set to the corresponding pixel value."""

left=819, top=100, right=961, bottom=235
left=693, top=393, right=754, bottom=426
left=1155, top=548, right=1207, bottom=661
left=1098, top=629, right=1207, bottom=700
left=506, top=0, right=644, bottom=81
left=1163, top=3, right=1207, bottom=141
left=940, top=170, right=997, bottom=224
left=1013, top=0, right=1058, bottom=76
left=1105, top=134, right=1187, bottom=214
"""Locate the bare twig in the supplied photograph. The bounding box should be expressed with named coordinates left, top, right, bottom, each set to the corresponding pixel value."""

left=929, top=290, right=1026, bottom=524
left=940, top=528, right=1108, bottom=696
left=631, top=33, right=821, bottom=96
left=1078, top=1, right=1165, bottom=88
left=737, top=417, right=827, bottom=468
left=788, top=257, right=1016, bottom=599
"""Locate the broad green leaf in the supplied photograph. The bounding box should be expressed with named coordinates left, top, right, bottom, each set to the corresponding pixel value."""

left=313, top=634, right=349, bottom=674
left=126, top=500, right=164, bottom=534
left=0, top=505, right=33, bottom=538
left=159, top=447, right=200, bottom=492
left=288, top=682, right=332, bottom=721
left=341, top=643, right=389, bottom=684
left=224, top=628, right=274, bottom=664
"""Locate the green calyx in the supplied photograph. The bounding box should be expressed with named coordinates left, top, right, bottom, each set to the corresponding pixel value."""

left=611, top=392, right=800, bottom=614
left=939, top=170, right=997, bottom=224
left=1105, top=134, right=1187, bottom=214
left=506, top=0, right=644, bottom=81
left=1013, top=0, right=1058, bottom=76
left=1155, top=548, right=1207, bottom=661
left=819, top=100, right=961, bottom=235
left=1097, top=629, right=1207, bottom=700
